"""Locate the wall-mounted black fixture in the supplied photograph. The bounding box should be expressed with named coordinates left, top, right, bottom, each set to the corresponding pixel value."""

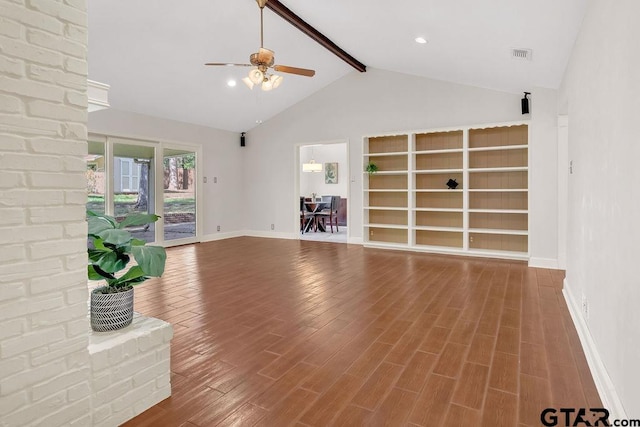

left=240, top=132, right=246, bottom=147
left=446, top=178, right=459, bottom=189
left=521, top=92, right=531, bottom=114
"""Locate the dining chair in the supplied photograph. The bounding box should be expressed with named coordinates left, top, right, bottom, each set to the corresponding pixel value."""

left=316, top=196, right=339, bottom=233
left=300, top=197, right=314, bottom=233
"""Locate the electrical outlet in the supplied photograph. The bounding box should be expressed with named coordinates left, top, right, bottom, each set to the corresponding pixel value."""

left=370, top=230, right=374, bottom=236
left=214, top=177, right=217, bottom=183
left=270, top=224, right=274, bottom=230
left=469, top=236, right=474, bottom=243
left=203, top=176, right=207, bottom=183
left=217, top=225, right=220, bottom=232
left=581, top=293, right=589, bottom=319
left=569, top=160, right=573, bottom=174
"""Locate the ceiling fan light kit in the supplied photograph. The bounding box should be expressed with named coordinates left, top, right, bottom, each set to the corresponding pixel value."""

left=205, top=0, right=315, bottom=91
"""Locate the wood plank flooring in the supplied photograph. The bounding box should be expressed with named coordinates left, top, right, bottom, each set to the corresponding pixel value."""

left=122, top=237, right=600, bottom=427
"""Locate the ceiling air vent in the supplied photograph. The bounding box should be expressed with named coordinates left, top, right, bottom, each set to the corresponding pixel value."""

left=511, top=48, right=532, bottom=61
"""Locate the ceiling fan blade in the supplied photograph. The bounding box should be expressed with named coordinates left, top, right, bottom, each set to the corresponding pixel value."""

left=204, top=62, right=252, bottom=67
left=273, top=65, right=316, bottom=77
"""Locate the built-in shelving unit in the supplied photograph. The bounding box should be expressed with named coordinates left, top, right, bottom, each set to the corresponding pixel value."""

left=364, top=135, right=409, bottom=245
left=363, top=122, right=529, bottom=260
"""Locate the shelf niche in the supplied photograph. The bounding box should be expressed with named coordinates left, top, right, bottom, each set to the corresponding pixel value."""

left=368, top=227, right=408, bottom=244
left=416, top=130, right=463, bottom=151
left=416, top=211, right=463, bottom=228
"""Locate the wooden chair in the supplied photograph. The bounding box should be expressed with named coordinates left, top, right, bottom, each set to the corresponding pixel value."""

left=300, top=197, right=314, bottom=233
left=316, top=196, right=339, bottom=233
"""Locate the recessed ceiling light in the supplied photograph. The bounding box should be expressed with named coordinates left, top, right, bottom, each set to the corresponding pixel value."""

left=256, top=120, right=263, bottom=124
left=415, top=37, right=428, bottom=44
left=227, top=80, right=237, bottom=87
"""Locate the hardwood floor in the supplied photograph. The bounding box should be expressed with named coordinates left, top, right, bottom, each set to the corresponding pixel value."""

left=123, top=237, right=600, bottom=427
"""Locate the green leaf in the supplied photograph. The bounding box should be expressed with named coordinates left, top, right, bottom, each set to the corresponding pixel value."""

left=92, top=251, right=128, bottom=274
left=111, top=265, right=147, bottom=286
left=92, top=238, right=108, bottom=251
left=130, top=238, right=146, bottom=246
left=131, top=245, right=166, bottom=277
left=88, top=215, right=116, bottom=236
left=88, top=265, right=103, bottom=280
left=98, top=229, right=132, bottom=246
left=117, top=213, right=160, bottom=229
left=88, top=248, right=110, bottom=263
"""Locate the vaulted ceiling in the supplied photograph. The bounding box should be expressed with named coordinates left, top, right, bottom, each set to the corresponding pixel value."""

left=88, top=0, right=587, bottom=133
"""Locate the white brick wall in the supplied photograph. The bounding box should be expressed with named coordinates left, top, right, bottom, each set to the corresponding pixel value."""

left=0, top=0, right=91, bottom=426
left=89, top=314, right=173, bottom=427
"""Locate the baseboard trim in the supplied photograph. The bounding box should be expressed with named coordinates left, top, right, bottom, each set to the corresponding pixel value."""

left=243, top=230, right=298, bottom=240
left=528, top=257, right=560, bottom=269
left=563, top=279, right=627, bottom=419
left=348, top=237, right=363, bottom=245
left=201, top=231, right=244, bottom=242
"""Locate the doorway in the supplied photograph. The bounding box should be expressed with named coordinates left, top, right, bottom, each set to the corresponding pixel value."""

left=298, top=141, right=349, bottom=243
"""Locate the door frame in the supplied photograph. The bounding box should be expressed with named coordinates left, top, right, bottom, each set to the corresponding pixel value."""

left=294, top=139, right=350, bottom=240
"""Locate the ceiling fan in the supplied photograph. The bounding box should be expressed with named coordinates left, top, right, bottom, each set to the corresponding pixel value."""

left=205, top=0, right=316, bottom=91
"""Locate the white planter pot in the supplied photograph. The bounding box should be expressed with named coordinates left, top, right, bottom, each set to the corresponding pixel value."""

left=90, top=286, right=134, bottom=332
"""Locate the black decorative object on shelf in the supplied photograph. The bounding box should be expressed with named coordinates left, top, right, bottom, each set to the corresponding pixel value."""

left=446, top=178, right=459, bottom=189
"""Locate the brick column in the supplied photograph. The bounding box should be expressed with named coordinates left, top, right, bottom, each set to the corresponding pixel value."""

left=0, top=0, right=91, bottom=425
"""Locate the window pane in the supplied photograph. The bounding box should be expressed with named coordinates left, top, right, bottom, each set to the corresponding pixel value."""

left=113, top=143, right=155, bottom=243
left=163, top=149, right=196, bottom=241
left=86, top=140, right=105, bottom=215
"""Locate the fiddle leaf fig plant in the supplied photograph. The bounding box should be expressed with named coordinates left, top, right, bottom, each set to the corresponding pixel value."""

left=87, top=210, right=166, bottom=293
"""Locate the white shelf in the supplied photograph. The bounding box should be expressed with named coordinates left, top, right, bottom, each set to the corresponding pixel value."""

left=468, top=209, right=528, bottom=214
left=468, top=144, right=527, bottom=152
left=363, top=241, right=409, bottom=249
left=469, top=228, right=528, bottom=236
left=414, top=226, right=463, bottom=232
left=414, top=169, right=463, bottom=174
left=365, top=189, right=407, bottom=193
left=364, top=151, right=408, bottom=157
left=468, top=167, right=528, bottom=173
left=414, top=148, right=464, bottom=155
left=364, top=223, right=408, bottom=230
left=413, top=189, right=463, bottom=193
left=467, top=248, right=529, bottom=261
left=468, top=189, right=527, bottom=193
left=363, top=170, right=408, bottom=175
left=365, top=206, right=408, bottom=211
left=413, top=208, right=464, bottom=213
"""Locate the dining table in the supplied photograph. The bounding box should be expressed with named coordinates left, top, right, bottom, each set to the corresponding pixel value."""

left=303, top=201, right=327, bottom=233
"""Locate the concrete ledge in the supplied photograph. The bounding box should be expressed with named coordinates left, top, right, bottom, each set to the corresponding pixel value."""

left=88, top=313, right=173, bottom=426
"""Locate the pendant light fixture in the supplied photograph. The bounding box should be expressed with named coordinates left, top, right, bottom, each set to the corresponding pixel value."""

left=302, top=147, right=323, bottom=172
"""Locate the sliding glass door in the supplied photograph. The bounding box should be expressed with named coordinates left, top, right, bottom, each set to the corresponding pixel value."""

left=86, top=136, right=200, bottom=246
left=162, top=147, right=197, bottom=243
left=113, top=142, right=156, bottom=242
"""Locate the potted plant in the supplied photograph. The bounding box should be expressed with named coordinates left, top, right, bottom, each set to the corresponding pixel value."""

left=365, top=162, right=379, bottom=174
left=87, top=210, right=167, bottom=332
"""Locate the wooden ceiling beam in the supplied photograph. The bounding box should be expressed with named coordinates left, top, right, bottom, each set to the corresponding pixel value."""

left=265, top=0, right=367, bottom=73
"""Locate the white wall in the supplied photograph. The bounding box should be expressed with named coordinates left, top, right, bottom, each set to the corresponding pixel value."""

left=560, top=0, right=640, bottom=417
left=89, top=109, right=245, bottom=238
left=300, top=143, right=348, bottom=199
left=0, top=1, right=92, bottom=425
left=246, top=68, right=559, bottom=260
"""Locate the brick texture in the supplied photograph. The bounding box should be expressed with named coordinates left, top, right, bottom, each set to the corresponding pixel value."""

left=0, top=0, right=90, bottom=425
left=89, top=314, right=173, bottom=427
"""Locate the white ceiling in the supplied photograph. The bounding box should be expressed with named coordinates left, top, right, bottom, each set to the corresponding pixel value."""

left=88, top=0, right=587, bottom=133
